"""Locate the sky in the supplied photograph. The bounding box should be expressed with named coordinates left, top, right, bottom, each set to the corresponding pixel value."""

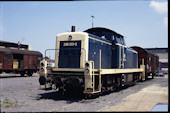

left=0, top=0, right=168, bottom=58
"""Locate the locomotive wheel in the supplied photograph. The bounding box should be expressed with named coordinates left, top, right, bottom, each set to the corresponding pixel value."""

left=39, top=76, right=46, bottom=85
left=115, top=77, right=121, bottom=91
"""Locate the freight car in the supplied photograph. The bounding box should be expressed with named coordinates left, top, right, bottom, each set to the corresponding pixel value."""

left=131, top=46, right=159, bottom=79
left=39, top=27, right=150, bottom=96
left=0, top=48, right=42, bottom=76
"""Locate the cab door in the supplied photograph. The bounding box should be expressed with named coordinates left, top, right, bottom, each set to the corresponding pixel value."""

left=119, top=45, right=125, bottom=69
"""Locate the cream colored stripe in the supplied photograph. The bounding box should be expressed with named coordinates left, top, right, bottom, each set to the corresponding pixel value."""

left=115, top=43, right=127, bottom=48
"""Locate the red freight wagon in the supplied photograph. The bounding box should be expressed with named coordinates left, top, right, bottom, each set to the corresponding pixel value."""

left=131, top=46, right=159, bottom=79
left=0, top=48, right=42, bottom=76
left=151, top=53, right=159, bottom=74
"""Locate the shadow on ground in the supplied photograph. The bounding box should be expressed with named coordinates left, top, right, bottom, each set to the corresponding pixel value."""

left=36, top=90, right=86, bottom=104
left=35, top=77, right=167, bottom=103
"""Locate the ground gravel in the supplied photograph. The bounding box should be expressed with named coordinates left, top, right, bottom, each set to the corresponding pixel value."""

left=0, top=73, right=168, bottom=112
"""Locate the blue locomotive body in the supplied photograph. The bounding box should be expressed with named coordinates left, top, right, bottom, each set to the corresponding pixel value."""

left=85, top=27, right=138, bottom=69
left=124, top=48, right=138, bottom=68
left=54, top=27, right=138, bottom=70
left=88, top=34, right=112, bottom=69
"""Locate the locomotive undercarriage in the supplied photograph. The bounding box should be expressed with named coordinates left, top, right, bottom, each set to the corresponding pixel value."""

left=40, top=71, right=140, bottom=96
left=100, top=73, right=139, bottom=92
left=55, top=75, right=84, bottom=95
left=42, top=71, right=85, bottom=95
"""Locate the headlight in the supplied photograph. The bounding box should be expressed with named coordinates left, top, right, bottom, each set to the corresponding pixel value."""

left=41, top=62, right=44, bottom=67
left=85, top=69, right=89, bottom=74
left=40, top=68, right=44, bottom=72
left=85, top=63, right=89, bottom=67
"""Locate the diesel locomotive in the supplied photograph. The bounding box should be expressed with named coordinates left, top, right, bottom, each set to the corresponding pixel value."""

left=39, top=27, right=159, bottom=96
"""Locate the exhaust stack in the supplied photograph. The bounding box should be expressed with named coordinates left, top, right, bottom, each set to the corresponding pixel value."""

left=71, top=26, right=75, bottom=32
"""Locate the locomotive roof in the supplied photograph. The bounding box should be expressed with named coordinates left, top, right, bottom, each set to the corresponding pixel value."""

left=84, top=27, right=124, bottom=41
left=0, top=48, right=42, bottom=56
left=88, top=33, right=112, bottom=43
